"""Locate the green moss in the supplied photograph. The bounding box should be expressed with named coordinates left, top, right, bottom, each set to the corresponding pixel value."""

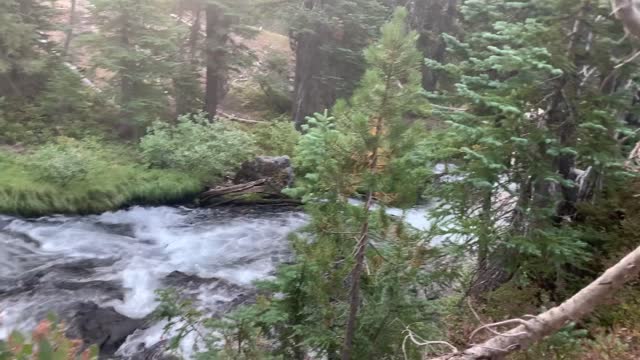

left=0, top=150, right=203, bottom=217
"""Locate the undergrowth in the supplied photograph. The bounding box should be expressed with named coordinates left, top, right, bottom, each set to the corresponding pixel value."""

left=0, top=141, right=203, bottom=217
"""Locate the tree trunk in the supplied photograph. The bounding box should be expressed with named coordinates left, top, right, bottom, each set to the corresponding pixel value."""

left=291, top=25, right=336, bottom=129
left=173, top=5, right=202, bottom=117
left=428, top=244, right=640, bottom=360
left=341, top=78, right=390, bottom=358
left=63, top=0, right=76, bottom=56
left=404, top=0, right=458, bottom=91
left=118, top=14, right=138, bottom=139
left=189, top=6, right=202, bottom=64
left=204, top=3, right=228, bottom=121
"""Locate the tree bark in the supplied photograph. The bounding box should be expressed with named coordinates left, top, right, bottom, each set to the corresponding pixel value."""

left=291, top=25, right=336, bottom=129
left=403, top=0, right=458, bottom=91
left=188, top=6, right=202, bottom=64
left=428, top=245, right=640, bottom=360
left=204, top=3, right=228, bottom=121
left=611, top=0, right=640, bottom=38
left=63, top=0, right=76, bottom=57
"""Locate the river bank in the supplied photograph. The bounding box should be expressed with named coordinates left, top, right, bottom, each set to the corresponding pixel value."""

left=0, top=147, right=204, bottom=217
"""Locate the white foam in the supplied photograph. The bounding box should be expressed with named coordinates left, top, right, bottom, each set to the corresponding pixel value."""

left=0, top=206, right=308, bottom=356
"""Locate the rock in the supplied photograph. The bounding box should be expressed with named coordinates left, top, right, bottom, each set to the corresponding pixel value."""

left=234, top=156, right=294, bottom=193
left=200, top=156, right=300, bottom=206
left=161, top=271, right=256, bottom=314
left=162, top=271, right=244, bottom=293
left=63, top=302, right=146, bottom=356
left=130, top=340, right=179, bottom=360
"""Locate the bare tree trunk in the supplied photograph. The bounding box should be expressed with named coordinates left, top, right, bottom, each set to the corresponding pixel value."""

left=341, top=192, right=373, bottom=360
left=428, top=244, right=640, bottom=360
left=403, top=0, right=458, bottom=91
left=118, top=14, right=138, bottom=139
left=611, top=0, right=640, bottom=38
left=63, top=0, right=76, bottom=56
left=204, top=3, right=228, bottom=121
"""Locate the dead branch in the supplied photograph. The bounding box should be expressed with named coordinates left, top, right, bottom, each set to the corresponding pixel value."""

left=402, top=327, right=458, bottom=360
left=611, top=0, right=640, bottom=38
left=424, top=245, right=640, bottom=360
left=217, top=110, right=267, bottom=124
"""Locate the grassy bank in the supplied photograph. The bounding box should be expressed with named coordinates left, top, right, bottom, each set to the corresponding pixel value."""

left=0, top=148, right=203, bottom=217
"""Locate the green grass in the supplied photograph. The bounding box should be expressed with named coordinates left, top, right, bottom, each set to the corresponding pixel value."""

left=0, top=150, right=204, bottom=217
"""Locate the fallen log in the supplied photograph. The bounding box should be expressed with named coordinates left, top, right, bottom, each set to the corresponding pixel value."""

left=423, top=245, right=640, bottom=360
left=199, top=156, right=300, bottom=207
left=200, top=179, right=267, bottom=201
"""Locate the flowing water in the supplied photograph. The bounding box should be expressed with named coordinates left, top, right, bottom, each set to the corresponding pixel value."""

left=0, top=206, right=308, bottom=358
left=0, top=204, right=438, bottom=358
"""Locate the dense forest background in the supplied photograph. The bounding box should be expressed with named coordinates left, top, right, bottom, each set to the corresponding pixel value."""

left=3, top=0, right=640, bottom=359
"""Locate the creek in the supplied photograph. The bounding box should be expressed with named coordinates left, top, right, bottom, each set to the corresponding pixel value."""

left=0, top=206, right=307, bottom=358
left=0, top=204, right=434, bottom=358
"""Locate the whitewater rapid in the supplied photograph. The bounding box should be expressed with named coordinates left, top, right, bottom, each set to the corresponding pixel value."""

left=0, top=206, right=307, bottom=357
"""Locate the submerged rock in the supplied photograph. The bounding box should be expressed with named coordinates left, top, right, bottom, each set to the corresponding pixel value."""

left=0, top=258, right=121, bottom=298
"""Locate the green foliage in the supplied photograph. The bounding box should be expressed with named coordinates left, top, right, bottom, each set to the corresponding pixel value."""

left=253, top=119, right=300, bottom=157
left=0, top=141, right=202, bottom=216
left=254, top=52, right=291, bottom=113
left=27, top=138, right=102, bottom=187
left=0, top=317, right=98, bottom=360
left=140, top=113, right=257, bottom=181
left=0, top=0, right=53, bottom=78
left=423, top=0, right=635, bottom=286
left=157, top=10, right=444, bottom=359
left=83, top=0, right=184, bottom=127
left=0, top=62, right=117, bottom=145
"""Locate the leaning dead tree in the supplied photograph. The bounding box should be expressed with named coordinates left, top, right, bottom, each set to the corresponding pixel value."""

left=418, top=245, right=640, bottom=360
left=611, top=0, right=640, bottom=38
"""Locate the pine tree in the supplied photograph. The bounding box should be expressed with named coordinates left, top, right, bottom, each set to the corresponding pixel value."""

left=223, top=8, right=434, bottom=360
left=284, top=0, right=388, bottom=128
left=424, top=0, right=638, bottom=294
left=0, top=0, right=55, bottom=97
left=85, top=0, right=184, bottom=136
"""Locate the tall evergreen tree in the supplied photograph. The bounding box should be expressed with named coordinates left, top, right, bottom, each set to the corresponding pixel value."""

left=193, top=8, right=437, bottom=360
left=0, top=0, right=55, bottom=97
left=425, top=0, right=638, bottom=294
left=286, top=0, right=388, bottom=128
left=85, top=0, right=183, bottom=136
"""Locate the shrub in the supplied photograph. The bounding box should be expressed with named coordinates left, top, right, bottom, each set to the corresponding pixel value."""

left=0, top=141, right=203, bottom=216
left=0, top=318, right=98, bottom=360
left=140, top=113, right=257, bottom=181
left=253, top=118, right=300, bottom=157
left=28, top=137, right=104, bottom=187
left=254, top=52, right=291, bottom=113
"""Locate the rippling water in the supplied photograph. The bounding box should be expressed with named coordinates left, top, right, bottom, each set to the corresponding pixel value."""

left=0, top=206, right=307, bottom=357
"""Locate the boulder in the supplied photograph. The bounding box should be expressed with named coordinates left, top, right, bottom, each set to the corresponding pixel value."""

left=63, top=302, right=146, bottom=356
left=234, top=156, right=294, bottom=192
left=200, top=156, right=300, bottom=206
